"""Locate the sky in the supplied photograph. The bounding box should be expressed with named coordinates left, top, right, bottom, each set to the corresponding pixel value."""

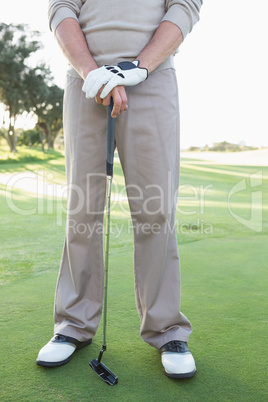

left=1, top=0, right=268, bottom=149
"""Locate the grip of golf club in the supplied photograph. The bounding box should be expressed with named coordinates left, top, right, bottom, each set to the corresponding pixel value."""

left=106, top=98, right=115, bottom=177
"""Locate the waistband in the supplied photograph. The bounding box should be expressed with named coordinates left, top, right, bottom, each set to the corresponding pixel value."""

left=67, top=55, right=175, bottom=80
left=153, top=55, right=175, bottom=73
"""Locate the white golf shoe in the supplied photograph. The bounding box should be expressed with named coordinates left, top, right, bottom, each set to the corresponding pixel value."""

left=159, top=340, right=196, bottom=378
left=36, top=334, right=92, bottom=367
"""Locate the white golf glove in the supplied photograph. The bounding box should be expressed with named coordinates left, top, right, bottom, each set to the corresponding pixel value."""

left=82, top=60, right=148, bottom=99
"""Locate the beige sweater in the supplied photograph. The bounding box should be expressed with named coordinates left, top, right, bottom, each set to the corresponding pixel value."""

left=48, top=0, right=202, bottom=70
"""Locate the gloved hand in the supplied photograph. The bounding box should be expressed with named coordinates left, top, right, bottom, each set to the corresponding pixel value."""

left=82, top=60, right=148, bottom=99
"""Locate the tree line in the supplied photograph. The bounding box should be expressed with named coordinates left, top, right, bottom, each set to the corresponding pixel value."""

left=0, top=23, right=64, bottom=152
left=186, top=141, right=258, bottom=153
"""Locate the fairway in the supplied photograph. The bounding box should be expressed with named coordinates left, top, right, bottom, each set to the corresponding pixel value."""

left=0, top=148, right=267, bottom=401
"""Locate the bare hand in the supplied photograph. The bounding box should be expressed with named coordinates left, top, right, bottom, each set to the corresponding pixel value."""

left=95, top=85, right=128, bottom=118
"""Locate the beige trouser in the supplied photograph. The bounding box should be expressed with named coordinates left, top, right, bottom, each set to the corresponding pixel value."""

left=54, top=67, right=192, bottom=349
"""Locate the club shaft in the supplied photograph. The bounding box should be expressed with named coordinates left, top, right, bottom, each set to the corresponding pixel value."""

left=103, top=174, right=112, bottom=348
left=90, top=101, right=118, bottom=384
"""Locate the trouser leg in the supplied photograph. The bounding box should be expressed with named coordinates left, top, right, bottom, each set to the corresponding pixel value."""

left=116, top=69, right=192, bottom=349
left=54, top=71, right=107, bottom=341
left=53, top=68, right=192, bottom=347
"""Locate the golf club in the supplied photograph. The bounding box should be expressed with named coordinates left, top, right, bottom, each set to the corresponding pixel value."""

left=89, top=98, right=118, bottom=386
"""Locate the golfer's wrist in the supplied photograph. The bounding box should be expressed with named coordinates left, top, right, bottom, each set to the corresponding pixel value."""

left=135, top=57, right=153, bottom=74
left=81, top=64, right=98, bottom=81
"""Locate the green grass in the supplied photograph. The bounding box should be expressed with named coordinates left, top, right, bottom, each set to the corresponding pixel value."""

left=0, top=145, right=64, bottom=164
left=0, top=147, right=267, bottom=401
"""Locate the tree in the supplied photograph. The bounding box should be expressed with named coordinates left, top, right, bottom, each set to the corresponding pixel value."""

left=35, top=84, right=64, bottom=151
left=0, top=23, right=51, bottom=152
left=17, top=129, right=41, bottom=147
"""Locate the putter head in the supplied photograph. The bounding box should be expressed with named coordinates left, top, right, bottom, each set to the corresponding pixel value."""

left=89, top=359, right=118, bottom=386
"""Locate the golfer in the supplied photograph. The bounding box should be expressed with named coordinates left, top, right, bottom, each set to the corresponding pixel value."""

left=37, top=0, right=203, bottom=379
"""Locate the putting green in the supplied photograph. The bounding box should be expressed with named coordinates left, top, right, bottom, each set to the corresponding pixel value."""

left=0, top=149, right=267, bottom=401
